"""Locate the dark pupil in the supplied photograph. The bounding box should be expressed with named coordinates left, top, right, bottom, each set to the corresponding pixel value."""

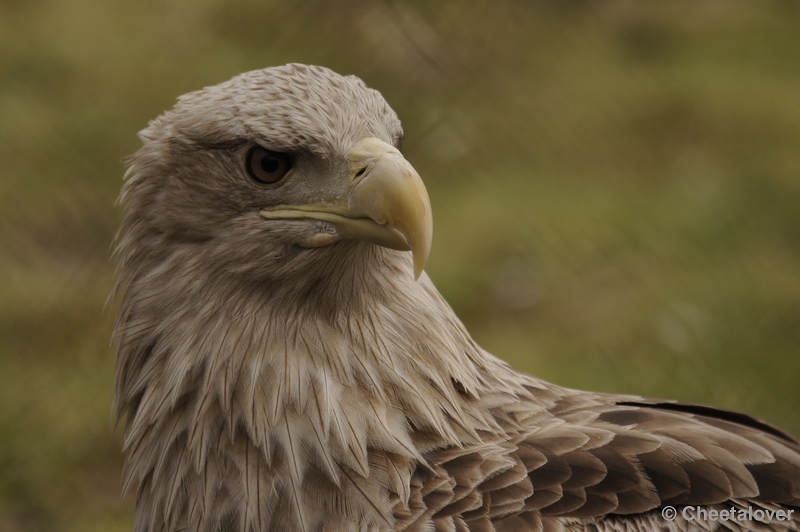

left=261, top=155, right=280, bottom=173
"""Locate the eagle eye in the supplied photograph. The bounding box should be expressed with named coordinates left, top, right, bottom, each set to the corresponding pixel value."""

left=246, top=146, right=292, bottom=184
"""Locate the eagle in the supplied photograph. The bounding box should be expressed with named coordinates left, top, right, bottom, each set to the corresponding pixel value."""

left=113, top=64, right=800, bottom=532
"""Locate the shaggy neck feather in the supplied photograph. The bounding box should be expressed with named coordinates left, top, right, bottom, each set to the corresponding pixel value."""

left=113, top=242, right=532, bottom=530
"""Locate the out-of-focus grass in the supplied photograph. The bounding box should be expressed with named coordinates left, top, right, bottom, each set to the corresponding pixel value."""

left=1, top=0, right=799, bottom=529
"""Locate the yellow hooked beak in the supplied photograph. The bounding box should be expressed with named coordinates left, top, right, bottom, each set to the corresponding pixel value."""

left=260, top=137, right=433, bottom=279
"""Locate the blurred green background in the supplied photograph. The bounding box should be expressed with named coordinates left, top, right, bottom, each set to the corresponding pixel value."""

left=1, top=0, right=799, bottom=530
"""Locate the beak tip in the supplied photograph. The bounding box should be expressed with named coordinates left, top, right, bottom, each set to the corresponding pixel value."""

left=411, top=240, right=431, bottom=281
left=412, top=218, right=432, bottom=281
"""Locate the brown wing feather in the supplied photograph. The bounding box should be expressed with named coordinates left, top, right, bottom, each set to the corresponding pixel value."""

left=404, top=386, right=800, bottom=531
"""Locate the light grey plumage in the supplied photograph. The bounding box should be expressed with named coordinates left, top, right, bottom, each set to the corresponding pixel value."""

left=113, top=64, right=800, bottom=532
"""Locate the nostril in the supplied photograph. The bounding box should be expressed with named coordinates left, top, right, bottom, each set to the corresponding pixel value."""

left=355, top=167, right=367, bottom=178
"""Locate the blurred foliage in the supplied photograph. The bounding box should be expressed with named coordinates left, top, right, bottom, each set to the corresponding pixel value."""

left=1, top=0, right=799, bottom=529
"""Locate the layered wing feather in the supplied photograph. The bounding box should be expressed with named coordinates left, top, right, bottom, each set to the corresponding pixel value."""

left=400, top=380, right=800, bottom=531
